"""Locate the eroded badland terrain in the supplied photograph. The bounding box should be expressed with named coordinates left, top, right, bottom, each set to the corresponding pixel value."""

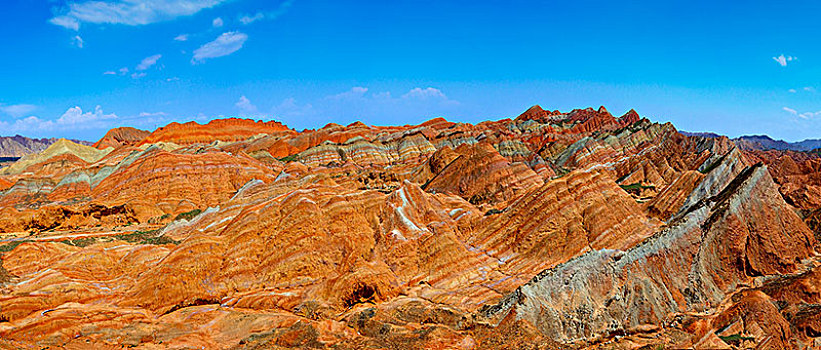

left=0, top=106, right=819, bottom=349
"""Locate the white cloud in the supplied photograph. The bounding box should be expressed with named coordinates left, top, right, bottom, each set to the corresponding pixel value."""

left=784, top=106, right=821, bottom=120
left=136, top=54, right=162, bottom=70
left=50, top=16, right=80, bottom=31
left=788, top=89, right=797, bottom=93
left=316, top=86, right=460, bottom=125
left=773, top=54, right=797, bottom=67
left=103, top=71, right=117, bottom=75
left=212, top=17, right=223, bottom=27
left=0, top=104, right=38, bottom=118
left=50, top=0, right=230, bottom=29
left=139, top=111, right=167, bottom=118
left=0, top=116, right=49, bottom=133
left=328, top=87, right=457, bottom=106
left=166, top=76, right=180, bottom=82
left=804, top=86, right=816, bottom=92
left=329, top=87, right=369, bottom=100
left=192, top=32, right=248, bottom=63
left=272, top=98, right=313, bottom=118
left=72, top=35, right=84, bottom=48
left=1, top=105, right=118, bottom=133
left=235, top=95, right=258, bottom=116
left=799, top=111, right=821, bottom=119
left=402, top=87, right=448, bottom=100
left=58, top=105, right=117, bottom=125
left=239, top=13, right=264, bottom=25
left=174, top=34, right=189, bottom=41
left=131, top=72, right=147, bottom=79
left=239, top=0, right=295, bottom=24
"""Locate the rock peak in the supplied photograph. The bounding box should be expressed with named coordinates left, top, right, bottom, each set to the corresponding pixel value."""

left=619, top=109, right=641, bottom=124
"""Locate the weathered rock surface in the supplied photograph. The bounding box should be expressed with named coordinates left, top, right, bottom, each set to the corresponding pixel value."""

left=0, top=106, right=818, bottom=348
left=92, top=126, right=150, bottom=149
left=138, top=118, right=295, bottom=146
left=482, top=163, right=817, bottom=347
left=0, top=135, right=91, bottom=157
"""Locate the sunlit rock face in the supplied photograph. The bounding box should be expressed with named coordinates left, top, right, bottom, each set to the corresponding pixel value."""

left=92, top=127, right=150, bottom=150
left=0, top=106, right=818, bottom=349
left=138, top=118, right=296, bottom=146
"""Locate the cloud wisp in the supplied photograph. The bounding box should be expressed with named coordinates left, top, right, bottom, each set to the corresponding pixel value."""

left=235, top=96, right=258, bottom=116
left=311, top=86, right=460, bottom=125
left=71, top=35, right=84, bottom=48
left=784, top=107, right=821, bottom=120
left=0, top=104, right=38, bottom=118
left=240, top=0, right=295, bottom=25
left=104, top=55, right=161, bottom=78
left=773, top=54, right=797, bottom=67
left=192, top=32, right=248, bottom=64
left=272, top=98, right=313, bottom=118
left=50, top=0, right=231, bottom=30
left=136, top=54, right=162, bottom=71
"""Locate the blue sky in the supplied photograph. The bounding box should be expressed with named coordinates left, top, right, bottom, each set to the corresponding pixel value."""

left=0, top=0, right=819, bottom=141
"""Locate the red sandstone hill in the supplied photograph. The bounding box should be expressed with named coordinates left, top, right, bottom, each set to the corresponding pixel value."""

left=92, top=126, right=150, bottom=149
left=137, top=118, right=295, bottom=146
left=0, top=105, right=818, bottom=349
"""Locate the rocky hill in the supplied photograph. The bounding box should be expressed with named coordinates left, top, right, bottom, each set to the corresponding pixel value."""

left=734, top=135, right=821, bottom=152
left=0, top=135, right=91, bottom=157
left=92, top=127, right=150, bottom=150
left=0, top=107, right=818, bottom=349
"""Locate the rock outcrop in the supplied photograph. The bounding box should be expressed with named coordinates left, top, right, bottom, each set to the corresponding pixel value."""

left=138, top=118, right=295, bottom=146
left=0, top=135, right=91, bottom=157
left=92, top=127, right=150, bottom=149
left=482, top=163, right=817, bottom=347
left=0, top=106, right=818, bottom=348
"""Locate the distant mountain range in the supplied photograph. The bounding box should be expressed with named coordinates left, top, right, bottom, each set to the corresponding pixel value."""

left=1, top=128, right=818, bottom=159
left=732, top=135, right=821, bottom=152
left=0, top=135, right=92, bottom=157
left=680, top=132, right=821, bottom=152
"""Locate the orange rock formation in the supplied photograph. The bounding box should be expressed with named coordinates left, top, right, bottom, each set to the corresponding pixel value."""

left=0, top=106, right=818, bottom=349
left=92, top=126, right=150, bottom=149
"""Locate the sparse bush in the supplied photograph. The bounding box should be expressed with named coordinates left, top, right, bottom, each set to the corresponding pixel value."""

left=279, top=154, right=298, bottom=163
left=174, top=209, right=202, bottom=221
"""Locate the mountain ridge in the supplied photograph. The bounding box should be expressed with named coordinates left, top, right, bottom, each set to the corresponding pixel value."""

left=0, top=135, right=92, bottom=157
left=0, top=105, right=818, bottom=348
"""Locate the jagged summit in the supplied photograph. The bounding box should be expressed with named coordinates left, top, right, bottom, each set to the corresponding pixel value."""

left=619, top=108, right=641, bottom=124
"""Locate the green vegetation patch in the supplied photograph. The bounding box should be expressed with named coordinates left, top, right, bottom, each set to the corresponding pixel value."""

left=718, top=332, right=755, bottom=345
left=699, top=154, right=726, bottom=174
left=59, top=237, right=98, bottom=247
left=113, top=229, right=180, bottom=245
left=174, top=209, right=202, bottom=222
left=148, top=213, right=171, bottom=224
left=0, top=240, right=32, bottom=253
left=278, top=154, right=299, bottom=163
left=619, top=183, right=656, bottom=191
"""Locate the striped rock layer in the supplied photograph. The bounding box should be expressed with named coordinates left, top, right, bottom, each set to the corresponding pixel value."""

left=0, top=107, right=818, bottom=349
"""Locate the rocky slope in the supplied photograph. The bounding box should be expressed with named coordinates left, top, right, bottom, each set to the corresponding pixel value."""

left=735, top=135, right=821, bottom=152
left=92, top=126, right=150, bottom=149
left=0, top=108, right=818, bottom=349
left=0, top=135, right=91, bottom=157
left=138, top=118, right=295, bottom=146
